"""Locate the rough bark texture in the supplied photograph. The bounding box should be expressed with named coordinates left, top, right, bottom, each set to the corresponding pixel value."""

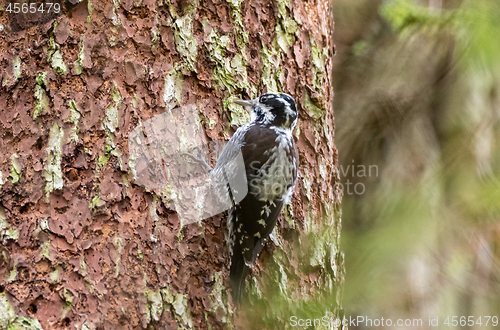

left=0, top=0, right=343, bottom=329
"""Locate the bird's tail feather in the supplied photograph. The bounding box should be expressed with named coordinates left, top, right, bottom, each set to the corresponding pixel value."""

left=230, top=244, right=250, bottom=305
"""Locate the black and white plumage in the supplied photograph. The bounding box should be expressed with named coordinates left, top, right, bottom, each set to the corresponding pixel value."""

left=213, top=92, right=299, bottom=304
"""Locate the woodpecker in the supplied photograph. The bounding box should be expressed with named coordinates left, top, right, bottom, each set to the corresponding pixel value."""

left=212, top=92, right=299, bottom=304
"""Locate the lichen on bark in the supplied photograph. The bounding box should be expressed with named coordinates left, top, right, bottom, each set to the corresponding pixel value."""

left=44, top=123, right=64, bottom=200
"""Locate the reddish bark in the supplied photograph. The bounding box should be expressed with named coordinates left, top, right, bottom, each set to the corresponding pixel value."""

left=0, top=0, right=342, bottom=328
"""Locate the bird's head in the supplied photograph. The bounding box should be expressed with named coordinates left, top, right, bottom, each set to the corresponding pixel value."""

left=233, top=92, right=298, bottom=130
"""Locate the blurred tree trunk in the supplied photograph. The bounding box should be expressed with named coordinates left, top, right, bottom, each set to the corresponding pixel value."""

left=0, top=0, right=343, bottom=329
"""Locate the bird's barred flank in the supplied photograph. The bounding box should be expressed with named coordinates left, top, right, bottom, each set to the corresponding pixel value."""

left=248, top=161, right=296, bottom=198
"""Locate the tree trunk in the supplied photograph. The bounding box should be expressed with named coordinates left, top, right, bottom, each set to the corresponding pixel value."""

left=0, top=0, right=343, bottom=329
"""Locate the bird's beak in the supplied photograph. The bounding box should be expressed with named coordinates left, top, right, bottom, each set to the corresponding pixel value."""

left=233, top=99, right=256, bottom=112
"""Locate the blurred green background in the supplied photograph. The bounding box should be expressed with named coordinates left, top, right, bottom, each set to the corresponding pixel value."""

left=333, top=0, right=500, bottom=328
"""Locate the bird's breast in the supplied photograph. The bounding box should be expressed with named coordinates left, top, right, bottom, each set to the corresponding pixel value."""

left=246, top=132, right=297, bottom=203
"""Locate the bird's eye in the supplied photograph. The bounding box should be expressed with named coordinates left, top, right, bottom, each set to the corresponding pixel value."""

left=260, top=95, right=269, bottom=103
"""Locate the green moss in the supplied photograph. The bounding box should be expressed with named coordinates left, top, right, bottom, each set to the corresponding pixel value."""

left=74, top=34, right=85, bottom=75
left=40, top=219, right=49, bottom=232
left=121, top=172, right=130, bottom=187
left=110, top=0, right=122, bottom=26
left=308, top=233, right=327, bottom=267
left=7, top=317, right=43, bottom=330
left=202, top=18, right=255, bottom=96
left=84, top=278, right=94, bottom=294
left=146, top=287, right=195, bottom=328
left=1, top=204, right=19, bottom=240
left=172, top=14, right=198, bottom=72
left=260, top=42, right=282, bottom=92
left=203, top=116, right=216, bottom=130
left=283, top=204, right=296, bottom=228
left=98, top=82, right=123, bottom=171
left=244, top=207, right=342, bottom=327
left=308, top=35, right=327, bottom=92
left=33, top=84, right=50, bottom=119
left=163, top=67, right=183, bottom=111
left=310, top=38, right=325, bottom=72
left=160, top=286, right=175, bottom=305
left=79, top=259, right=87, bottom=276
left=44, top=123, right=64, bottom=200
left=131, top=94, right=138, bottom=108
left=9, top=153, right=21, bottom=184
left=145, top=288, right=163, bottom=322
left=4, top=228, right=19, bottom=240
left=61, top=288, right=74, bottom=308
left=13, top=56, right=21, bottom=79
left=212, top=58, right=238, bottom=92
left=149, top=195, right=160, bottom=227
left=304, top=93, right=323, bottom=120
left=108, top=28, right=118, bottom=47
left=89, top=151, right=105, bottom=210
left=101, top=152, right=112, bottom=167
left=67, top=100, right=81, bottom=142
left=0, top=293, right=43, bottom=329
left=81, top=322, right=96, bottom=330
left=0, top=219, right=16, bottom=277
left=113, top=236, right=123, bottom=276
left=90, top=193, right=105, bottom=210
left=87, top=1, right=93, bottom=25
left=301, top=173, right=313, bottom=201
left=36, top=72, right=48, bottom=87
left=208, top=117, right=216, bottom=129
left=203, top=19, right=230, bottom=59
left=151, top=13, right=161, bottom=48
left=226, top=0, right=249, bottom=50
left=68, top=100, right=81, bottom=123
left=206, top=272, right=233, bottom=327
left=172, top=293, right=187, bottom=315
left=248, top=277, right=263, bottom=301
left=277, top=263, right=288, bottom=297
left=40, top=240, right=51, bottom=260
left=274, top=0, right=299, bottom=53
left=1, top=56, right=21, bottom=87
left=0, top=292, right=16, bottom=329
left=223, top=97, right=250, bottom=127
left=51, top=50, right=67, bottom=74
left=49, top=265, right=62, bottom=283
left=5, top=269, right=16, bottom=283
left=105, top=87, right=121, bottom=133
left=47, top=38, right=56, bottom=59
left=159, top=188, right=176, bottom=213
left=47, top=38, right=67, bottom=75
left=78, top=256, right=88, bottom=278
left=172, top=294, right=193, bottom=328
